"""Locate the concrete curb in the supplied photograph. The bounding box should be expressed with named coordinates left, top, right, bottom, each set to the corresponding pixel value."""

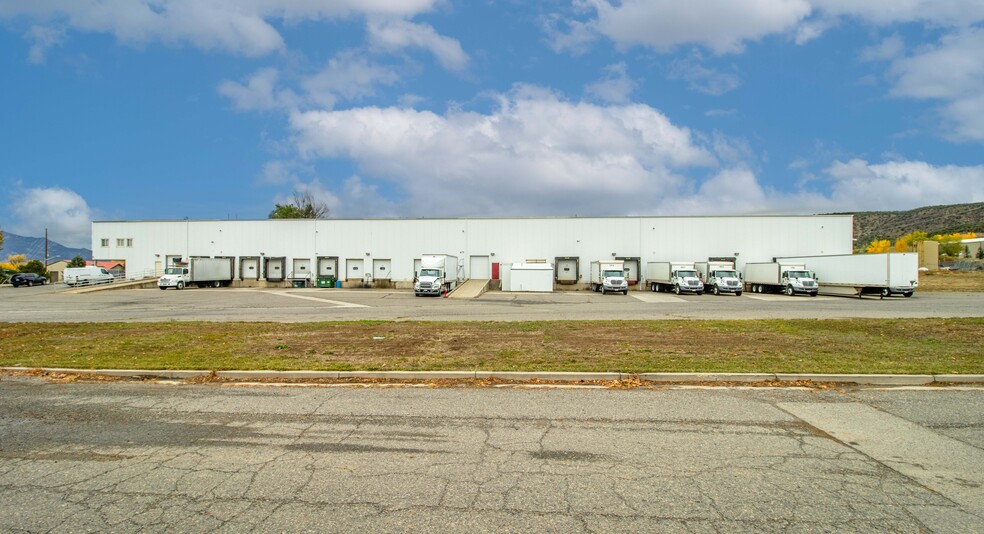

left=3, top=367, right=983, bottom=385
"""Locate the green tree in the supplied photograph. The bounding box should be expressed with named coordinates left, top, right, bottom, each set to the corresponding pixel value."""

left=68, top=256, right=87, bottom=268
left=977, top=247, right=984, bottom=260
left=19, top=259, right=46, bottom=275
left=269, top=191, right=330, bottom=219
left=0, top=226, right=4, bottom=254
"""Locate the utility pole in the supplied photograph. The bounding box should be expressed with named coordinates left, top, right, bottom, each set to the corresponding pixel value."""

left=45, top=228, right=49, bottom=281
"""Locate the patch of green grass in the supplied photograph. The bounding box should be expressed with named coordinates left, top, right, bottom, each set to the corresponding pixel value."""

left=1, top=318, right=982, bottom=374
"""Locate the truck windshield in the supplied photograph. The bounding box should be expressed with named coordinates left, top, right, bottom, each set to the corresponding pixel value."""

left=786, top=270, right=810, bottom=278
left=715, top=270, right=738, bottom=278
left=420, top=269, right=441, bottom=277
left=165, top=268, right=183, bottom=275
left=676, top=270, right=698, bottom=278
left=603, top=270, right=622, bottom=278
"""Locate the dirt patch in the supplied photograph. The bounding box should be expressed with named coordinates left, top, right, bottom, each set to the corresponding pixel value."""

left=918, top=270, right=984, bottom=292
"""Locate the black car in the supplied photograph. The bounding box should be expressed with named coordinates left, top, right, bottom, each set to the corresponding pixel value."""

left=10, top=273, right=48, bottom=287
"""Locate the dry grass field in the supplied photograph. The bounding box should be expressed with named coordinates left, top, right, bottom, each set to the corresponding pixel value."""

left=918, top=270, right=984, bottom=292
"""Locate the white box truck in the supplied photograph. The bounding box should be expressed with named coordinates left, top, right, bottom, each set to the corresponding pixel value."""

left=414, top=254, right=462, bottom=296
left=589, top=260, right=628, bottom=295
left=775, top=253, right=918, bottom=298
left=696, top=261, right=743, bottom=296
left=64, top=266, right=115, bottom=287
left=645, top=262, right=704, bottom=294
left=158, top=257, right=234, bottom=290
left=744, top=262, right=818, bottom=296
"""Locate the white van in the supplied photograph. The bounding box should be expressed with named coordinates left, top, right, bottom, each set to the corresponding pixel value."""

left=65, top=267, right=115, bottom=286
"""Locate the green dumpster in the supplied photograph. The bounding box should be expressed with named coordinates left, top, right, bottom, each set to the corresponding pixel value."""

left=316, top=276, right=331, bottom=288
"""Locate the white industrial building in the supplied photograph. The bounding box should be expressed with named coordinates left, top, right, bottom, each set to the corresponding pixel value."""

left=91, top=216, right=853, bottom=289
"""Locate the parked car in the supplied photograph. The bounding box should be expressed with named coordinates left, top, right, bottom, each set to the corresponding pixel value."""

left=10, top=273, right=48, bottom=287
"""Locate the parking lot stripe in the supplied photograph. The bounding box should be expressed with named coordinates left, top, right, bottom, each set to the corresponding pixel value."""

left=631, top=293, right=688, bottom=303
left=242, top=289, right=369, bottom=308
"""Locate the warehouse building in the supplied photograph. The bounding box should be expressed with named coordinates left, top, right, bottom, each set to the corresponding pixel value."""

left=91, top=216, right=853, bottom=290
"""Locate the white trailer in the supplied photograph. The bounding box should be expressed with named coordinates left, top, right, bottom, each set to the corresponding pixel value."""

left=158, top=257, right=234, bottom=289
left=696, top=261, right=742, bottom=296
left=589, top=260, right=628, bottom=295
left=414, top=254, right=462, bottom=296
left=775, top=253, right=918, bottom=298
left=744, top=262, right=818, bottom=296
left=645, top=262, right=704, bottom=295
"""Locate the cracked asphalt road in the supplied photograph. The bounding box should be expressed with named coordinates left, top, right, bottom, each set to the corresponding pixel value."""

left=1, top=379, right=982, bottom=532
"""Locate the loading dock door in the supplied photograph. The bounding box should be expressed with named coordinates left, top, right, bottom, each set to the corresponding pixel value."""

left=413, top=258, right=422, bottom=279
left=346, top=258, right=363, bottom=281
left=241, top=257, right=260, bottom=280
left=166, top=255, right=182, bottom=268
left=265, top=257, right=285, bottom=281
left=317, top=257, right=338, bottom=278
left=373, top=259, right=392, bottom=279
left=292, top=258, right=311, bottom=279
left=556, top=257, right=578, bottom=284
left=469, top=255, right=490, bottom=279
left=617, top=257, right=640, bottom=286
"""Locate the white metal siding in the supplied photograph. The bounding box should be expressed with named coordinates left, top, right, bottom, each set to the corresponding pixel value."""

left=93, top=216, right=853, bottom=282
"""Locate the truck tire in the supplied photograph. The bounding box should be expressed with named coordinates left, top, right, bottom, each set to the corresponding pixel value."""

left=177, top=281, right=185, bottom=290
left=736, top=291, right=742, bottom=297
left=651, top=282, right=657, bottom=292
left=903, top=291, right=913, bottom=298
left=623, top=290, right=628, bottom=295
left=673, top=285, right=680, bottom=295
left=713, top=286, right=719, bottom=296
left=810, top=292, right=818, bottom=297
left=881, top=288, right=890, bottom=298
left=601, top=287, right=606, bottom=295
left=785, top=285, right=794, bottom=296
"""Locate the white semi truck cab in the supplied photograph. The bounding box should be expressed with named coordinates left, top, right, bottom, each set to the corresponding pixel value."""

left=645, top=262, right=704, bottom=295
left=589, top=260, right=628, bottom=295
left=696, top=261, right=743, bottom=296
left=414, top=254, right=460, bottom=296
left=744, top=262, right=818, bottom=296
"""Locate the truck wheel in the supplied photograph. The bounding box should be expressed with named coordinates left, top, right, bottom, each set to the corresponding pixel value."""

left=673, top=285, right=680, bottom=295
left=810, top=292, right=817, bottom=297
left=651, top=282, right=657, bottom=292
left=880, top=288, right=889, bottom=298
left=623, top=290, right=628, bottom=295
left=159, top=286, right=166, bottom=290
left=785, top=285, right=794, bottom=296
left=736, top=291, right=742, bottom=297
left=177, top=281, right=185, bottom=290
left=601, top=287, right=606, bottom=295
left=713, top=286, right=719, bottom=296
left=903, top=291, right=913, bottom=298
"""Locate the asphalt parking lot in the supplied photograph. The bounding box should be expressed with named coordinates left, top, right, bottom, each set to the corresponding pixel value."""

left=2, top=378, right=982, bottom=532
left=0, top=283, right=981, bottom=322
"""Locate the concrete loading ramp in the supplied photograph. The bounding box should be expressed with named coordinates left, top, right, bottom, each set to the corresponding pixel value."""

left=448, top=279, right=491, bottom=299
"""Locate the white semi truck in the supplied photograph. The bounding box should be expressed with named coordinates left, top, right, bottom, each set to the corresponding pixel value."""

left=414, top=254, right=462, bottom=296
left=744, top=262, right=818, bottom=296
left=589, top=260, right=628, bottom=295
left=775, top=253, right=918, bottom=298
left=645, top=262, right=704, bottom=295
left=158, top=257, right=234, bottom=290
left=696, top=261, right=743, bottom=296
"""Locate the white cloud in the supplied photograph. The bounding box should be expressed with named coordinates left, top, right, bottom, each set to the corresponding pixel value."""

left=367, top=17, right=469, bottom=72
left=217, top=68, right=300, bottom=111
left=573, top=0, right=813, bottom=54
left=25, top=25, right=64, bottom=64
left=887, top=28, right=984, bottom=141
left=218, top=53, right=399, bottom=111
left=823, top=159, right=984, bottom=210
left=0, top=0, right=442, bottom=57
left=289, top=87, right=716, bottom=216
left=301, top=52, right=400, bottom=107
left=860, top=34, right=904, bottom=62
left=552, top=1, right=984, bottom=55
left=584, top=62, right=636, bottom=103
left=668, top=50, right=741, bottom=95
left=8, top=186, right=95, bottom=248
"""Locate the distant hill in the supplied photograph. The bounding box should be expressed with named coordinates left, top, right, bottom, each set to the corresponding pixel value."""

left=0, top=232, right=92, bottom=263
left=832, top=202, right=984, bottom=249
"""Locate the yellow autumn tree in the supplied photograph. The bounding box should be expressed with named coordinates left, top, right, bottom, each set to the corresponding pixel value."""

left=6, top=254, right=26, bottom=267
left=866, top=240, right=892, bottom=253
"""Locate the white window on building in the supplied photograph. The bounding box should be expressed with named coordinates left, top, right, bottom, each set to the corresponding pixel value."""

left=116, top=238, right=125, bottom=247
left=100, top=238, right=109, bottom=247
left=126, top=238, right=133, bottom=247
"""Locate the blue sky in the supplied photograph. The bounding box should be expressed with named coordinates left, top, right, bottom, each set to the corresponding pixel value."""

left=1, top=0, right=983, bottom=247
